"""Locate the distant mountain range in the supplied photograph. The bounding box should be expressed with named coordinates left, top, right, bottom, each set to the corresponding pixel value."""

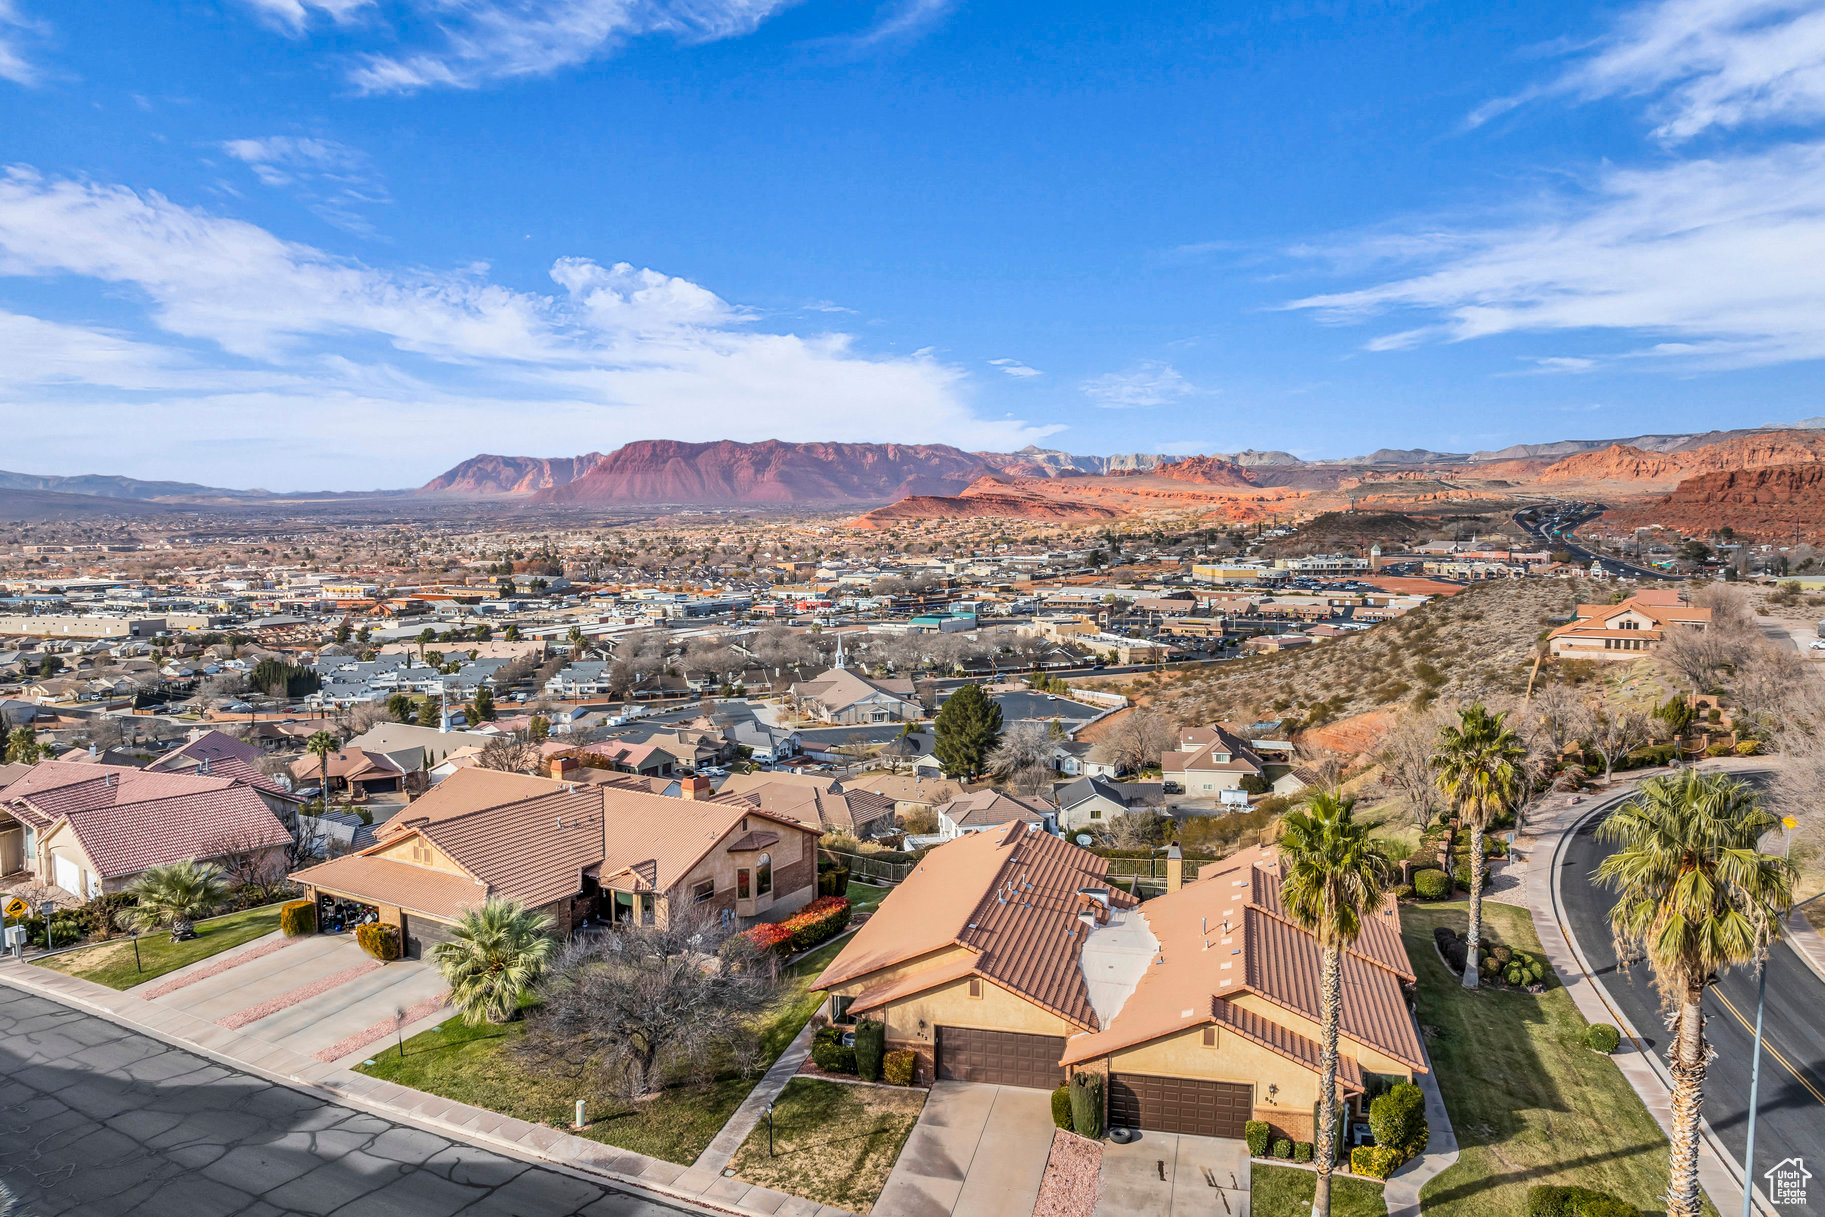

left=0, top=469, right=263, bottom=502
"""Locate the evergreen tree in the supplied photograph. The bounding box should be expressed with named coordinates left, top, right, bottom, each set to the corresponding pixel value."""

left=417, top=697, right=443, bottom=728
left=934, top=683, right=1002, bottom=779
left=470, top=684, right=496, bottom=722
left=386, top=693, right=416, bottom=723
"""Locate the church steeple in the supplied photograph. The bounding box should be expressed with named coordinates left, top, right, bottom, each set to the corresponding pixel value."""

left=833, top=633, right=847, bottom=671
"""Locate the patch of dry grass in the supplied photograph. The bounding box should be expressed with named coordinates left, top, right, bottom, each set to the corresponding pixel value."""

left=729, top=1077, right=926, bottom=1213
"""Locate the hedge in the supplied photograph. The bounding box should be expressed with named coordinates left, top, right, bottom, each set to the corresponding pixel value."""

left=1051, top=1086, right=1074, bottom=1130
left=1271, top=1138, right=1293, bottom=1159
left=854, top=1018, right=885, bottom=1082
left=780, top=896, right=852, bottom=952
left=279, top=900, right=316, bottom=937
left=738, top=922, right=794, bottom=956
left=1526, top=1185, right=1640, bottom=1217
left=1369, top=1082, right=1428, bottom=1166
left=1293, top=1141, right=1313, bottom=1163
left=1069, top=1072, right=1104, bottom=1139
left=356, top=922, right=400, bottom=961
left=1245, top=1121, right=1271, bottom=1157
left=1413, top=868, right=1452, bottom=900
left=883, top=1050, right=915, bottom=1087
left=811, top=1027, right=856, bottom=1074
left=1350, top=1145, right=1402, bottom=1180
left=1586, top=1023, right=1621, bottom=1053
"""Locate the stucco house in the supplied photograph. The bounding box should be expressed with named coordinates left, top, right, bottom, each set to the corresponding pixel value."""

left=936, top=789, right=1058, bottom=839
left=816, top=829, right=1423, bottom=1141
left=1161, top=724, right=1266, bottom=796
left=291, top=767, right=820, bottom=957
left=1055, top=775, right=1130, bottom=831
left=789, top=666, right=922, bottom=725
left=1546, top=589, right=1712, bottom=662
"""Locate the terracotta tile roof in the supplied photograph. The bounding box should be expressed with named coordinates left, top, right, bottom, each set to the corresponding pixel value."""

left=288, top=747, right=406, bottom=784
left=1245, top=908, right=1424, bottom=1070
left=381, top=768, right=564, bottom=832
left=847, top=953, right=980, bottom=1016
left=33, top=775, right=292, bottom=881
left=733, top=780, right=896, bottom=836
left=148, top=730, right=263, bottom=773
left=412, top=787, right=606, bottom=910
left=291, top=853, right=489, bottom=920
left=597, top=787, right=814, bottom=895
left=1211, top=999, right=1363, bottom=1093
left=817, top=823, right=1137, bottom=1030
left=1249, top=862, right=1414, bottom=981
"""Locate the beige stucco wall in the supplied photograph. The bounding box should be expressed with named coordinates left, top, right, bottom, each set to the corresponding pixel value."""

left=1107, top=1025, right=1317, bottom=1108
left=870, top=974, right=1079, bottom=1056
left=370, top=832, right=466, bottom=875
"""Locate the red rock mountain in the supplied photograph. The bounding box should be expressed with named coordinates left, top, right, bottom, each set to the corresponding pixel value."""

left=419, top=453, right=605, bottom=496
left=1536, top=430, right=1825, bottom=484
left=528, top=440, right=1001, bottom=506
left=1604, top=463, right=1825, bottom=541
left=1142, top=456, right=1257, bottom=487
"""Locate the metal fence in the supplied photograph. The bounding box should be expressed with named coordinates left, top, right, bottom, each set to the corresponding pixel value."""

left=820, top=848, right=917, bottom=886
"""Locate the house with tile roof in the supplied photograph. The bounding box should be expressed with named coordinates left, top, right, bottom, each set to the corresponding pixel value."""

left=291, top=766, right=820, bottom=957
left=815, top=832, right=1421, bottom=1142
left=788, top=666, right=922, bottom=725
left=0, top=760, right=292, bottom=897
left=716, top=772, right=896, bottom=840
left=935, top=789, right=1058, bottom=839
left=1547, top=588, right=1711, bottom=662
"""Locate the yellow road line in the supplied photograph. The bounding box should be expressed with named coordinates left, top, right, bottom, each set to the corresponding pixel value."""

left=1711, top=986, right=1825, bottom=1108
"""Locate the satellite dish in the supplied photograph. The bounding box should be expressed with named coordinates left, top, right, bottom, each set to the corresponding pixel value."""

left=1075, top=834, right=1093, bottom=847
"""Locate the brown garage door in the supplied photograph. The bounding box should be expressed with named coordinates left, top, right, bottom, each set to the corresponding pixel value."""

left=1108, top=1074, right=1252, bottom=1137
left=402, top=914, right=456, bottom=960
left=935, top=1026, right=1066, bottom=1089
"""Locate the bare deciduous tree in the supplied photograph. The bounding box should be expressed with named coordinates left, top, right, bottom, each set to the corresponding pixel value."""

left=988, top=721, right=1052, bottom=777
left=478, top=735, right=541, bottom=774
left=1582, top=702, right=1652, bottom=782
left=516, top=913, right=777, bottom=1099
left=1090, top=709, right=1176, bottom=776
left=1101, top=808, right=1171, bottom=848
left=1378, top=707, right=1451, bottom=829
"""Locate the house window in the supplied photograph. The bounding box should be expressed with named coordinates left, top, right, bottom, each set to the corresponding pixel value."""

left=830, top=994, right=853, bottom=1022
left=1090, top=806, right=1102, bottom=820
left=756, top=853, right=773, bottom=897
left=692, top=878, right=715, bottom=904
left=1202, top=1026, right=1217, bottom=1047
left=738, top=868, right=751, bottom=900
left=968, top=977, right=982, bottom=999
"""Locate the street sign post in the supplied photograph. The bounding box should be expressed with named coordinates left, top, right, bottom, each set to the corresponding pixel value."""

left=3, top=897, right=27, bottom=920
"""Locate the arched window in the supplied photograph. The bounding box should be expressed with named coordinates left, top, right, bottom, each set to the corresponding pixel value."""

left=756, top=852, right=773, bottom=898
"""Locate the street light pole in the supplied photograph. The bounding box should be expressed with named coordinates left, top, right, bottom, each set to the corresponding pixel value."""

left=1741, top=817, right=1801, bottom=1217
left=766, top=1101, right=775, bottom=1158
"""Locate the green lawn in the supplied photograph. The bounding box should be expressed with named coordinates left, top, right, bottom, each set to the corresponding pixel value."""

left=844, top=880, right=893, bottom=914
left=356, top=933, right=852, bottom=1165
left=1405, top=901, right=1704, bottom=1217
left=1251, top=1164, right=1387, bottom=1217
left=728, top=1077, right=925, bottom=1213
left=33, top=904, right=286, bottom=991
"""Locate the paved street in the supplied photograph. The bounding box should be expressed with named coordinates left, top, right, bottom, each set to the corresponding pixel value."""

left=0, top=987, right=693, bottom=1217
left=1557, top=779, right=1825, bottom=1193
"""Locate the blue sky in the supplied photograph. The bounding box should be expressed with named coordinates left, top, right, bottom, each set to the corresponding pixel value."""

left=1, top=0, right=1823, bottom=489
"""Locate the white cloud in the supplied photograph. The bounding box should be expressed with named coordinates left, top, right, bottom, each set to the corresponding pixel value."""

left=0, top=167, right=1057, bottom=488
left=316, top=0, right=795, bottom=94
left=236, top=0, right=373, bottom=33
left=988, top=357, right=1041, bottom=378
left=844, top=0, right=960, bottom=48
left=0, top=0, right=45, bottom=86
left=1080, top=360, right=1196, bottom=408
left=1286, top=142, right=1825, bottom=368
left=221, top=136, right=390, bottom=233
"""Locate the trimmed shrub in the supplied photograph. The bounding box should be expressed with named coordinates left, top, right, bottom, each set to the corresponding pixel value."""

left=355, top=922, right=400, bottom=961
left=817, top=865, right=850, bottom=898
left=1369, top=1082, right=1428, bottom=1164
left=811, top=1027, right=857, bottom=1074
left=738, top=922, right=794, bottom=956
left=1051, top=1085, right=1074, bottom=1130
left=1434, top=926, right=1469, bottom=974
left=1586, top=1023, right=1621, bottom=1053
left=1069, top=1072, right=1105, bottom=1139
left=853, top=1018, right=885, bottom=1082
left=883, top=1049, right=915, bottom=1087
left=1526, top=1184, right=1640, bottom=1217
left=1350, top=1145, right=1402, bottom=1180
left=1413, top=868, right=1451, bottom=900
left=780, top=896, right=852, bottom=952
left=1245, top=1120, right=1271, bottom=1158
left=1735, top=739, right=1762, bottom=757
left=1503, top=951, right=1548, bottom=987
left=1271, top=1138, right=1293, bottom=1160
left=1293, top=1141, right=1313, bottom=1163
left=279, top=900, right=316, bottom=937
left=1392, top=883, right=1414, bottom=902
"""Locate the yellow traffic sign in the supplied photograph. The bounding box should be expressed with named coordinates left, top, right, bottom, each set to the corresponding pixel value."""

left=3, top=898, right=28, bottom=919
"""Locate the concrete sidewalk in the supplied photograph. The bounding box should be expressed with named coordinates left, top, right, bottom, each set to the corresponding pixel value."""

left=0, top=954, right=855, bottom=1217
left=1515, top=770, right=1765, bottom=1217
left=692, top=1013, right=823, bottom=1176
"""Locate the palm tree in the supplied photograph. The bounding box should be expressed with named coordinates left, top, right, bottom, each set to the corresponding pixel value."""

left=1431, top=704, right=1526, bottom=988
left=305, top=730, right=339, bottom=814
left=432, top=899, right=558, bottom=1025
left=1278, top=792, right=1389, bottom=1217
left=1596, top=771, right=1794, bottom=1217
left=117, top=861, right=228, bottom=942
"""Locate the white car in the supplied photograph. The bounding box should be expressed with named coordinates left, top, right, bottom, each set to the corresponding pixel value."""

left=1810, top=639, right=1825, bottom=651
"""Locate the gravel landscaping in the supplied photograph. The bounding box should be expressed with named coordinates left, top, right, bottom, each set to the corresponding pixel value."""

left=1032, top=1128, right=1101, bottom=1217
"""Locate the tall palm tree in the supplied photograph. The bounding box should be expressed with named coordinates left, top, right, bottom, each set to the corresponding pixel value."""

left=1597, top=771, right=1793, bottom=1217
left=305, top=730, right=339, bottom=814
left=432, top=899, right=558, bottom=1025
left=1431, top=704, right=1526, bottom=988
left=1279, top=792, right=1389, bottom=1217
left=117, top=861, right=228, bottom=942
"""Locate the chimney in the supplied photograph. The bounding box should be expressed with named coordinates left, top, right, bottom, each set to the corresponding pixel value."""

left=548, top=755, right=577, bottom=781
left=1166, top=842, right=1183, bottom=894
left=681, top=775, right=713, bottom=801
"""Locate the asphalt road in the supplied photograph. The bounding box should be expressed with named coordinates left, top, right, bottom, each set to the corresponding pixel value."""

left=1557, top=789, right=1825, bottom=1197
left=1515, top=503, right=1677, bottom=581
left=0, top=987, right=690, bottom=1217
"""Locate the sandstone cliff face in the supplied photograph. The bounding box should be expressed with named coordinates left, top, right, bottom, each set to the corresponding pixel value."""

left=418, top=453, right=604, bottom=496
left=528, top=440, right=998, bottom=506
left=1142, top=456, right=1258, bottom=487
left=1536, top=430, right=1825, bottom=484
left=1603, top=462, right=1825, bottom=541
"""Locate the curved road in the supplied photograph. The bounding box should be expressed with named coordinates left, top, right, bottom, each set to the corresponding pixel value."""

left=0, top=986, right=689, bottom=1217
left=1558, top=783, right=1825, bottom=1198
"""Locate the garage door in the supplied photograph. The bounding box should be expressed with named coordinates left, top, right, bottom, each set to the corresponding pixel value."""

left=402, top=914, right=456, bottom=960
left=935, top=1026, right=1066, bottom=1089
left=1109, top=1074, right=1252, bottom=1138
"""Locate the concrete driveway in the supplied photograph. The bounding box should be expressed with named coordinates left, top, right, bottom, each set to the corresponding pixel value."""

left=1095, top=1131, right=1249, bottom=1217
left=875, top=1081, right=1056, bottom=1217
left=133, top=932, right=448, bottom=1064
